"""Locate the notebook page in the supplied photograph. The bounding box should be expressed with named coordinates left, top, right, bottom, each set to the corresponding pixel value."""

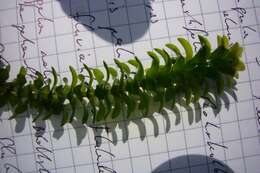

left=0, top=0, right=260, bottom=173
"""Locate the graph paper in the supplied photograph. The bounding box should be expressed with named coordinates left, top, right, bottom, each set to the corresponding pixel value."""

left=0, top=0, right=260, bottom=173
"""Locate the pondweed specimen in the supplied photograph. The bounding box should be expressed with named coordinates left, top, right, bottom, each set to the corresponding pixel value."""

left=0, top=35, right=245, bottom=125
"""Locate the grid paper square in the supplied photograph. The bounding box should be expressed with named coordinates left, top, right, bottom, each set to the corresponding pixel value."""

left=75, top=165, right=95, bottom=173
left=17, top=154, right=37, bottom=172
left=113, top=158, right=133, bottom=173
left=54, top=148, right=74, bottom=168
left=242, top=137, right=260, bottom=157
left=147, top=134, right=168, bottom=154
left=132, top=156, right=152, bottom=173
left=150, top=153, right=170, bottom=172
left=164, top=0, right=183, bottom=18
left=245, top=155, right=260, bottom=173
left=54, top=17, right=73, bottom=35
left=185, top=128, right=204, bottom=148
left=227, top=158, right=246, bottom=173
left=167, top=131, right=186, bottom=151
left=56, top=34, right=75, bottom=53
left=129, top=137, right=149, bottom=157
left=0, top=1, right=16, bottom=10
left=72, top=146, right=93, bottom=165
left=239, top=119, right=258, bottom=138
left=14, top=135, right=34, bottom=155
left=127, top=5, right=147, bottom=24
left=0, top=9, right=17, bottom=26
left=221, top=122, right=241, bottom=141
left=224, top=140, right=243, bottom=159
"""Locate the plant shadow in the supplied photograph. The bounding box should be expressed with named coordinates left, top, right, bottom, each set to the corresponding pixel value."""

left=0, top=80, right=237, bottom=146
left=152, top=154, right=235, bottom=173
left=58, top=0, right=152, bottom=45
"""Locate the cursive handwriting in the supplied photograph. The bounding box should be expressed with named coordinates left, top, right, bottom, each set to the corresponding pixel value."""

left=72, top=13, right=95, bottom=31
left=232, top=7, right=246, bottom=23
left=223, top=11, right=238, bottom=40
left=202, top=97, right=228, bottom=172
left=115, top=48, right=135, bottom=58
left=224, top=5, right=256, bottom=40
left=14, top=0, right=54, bottom=79
left=19, top=1, right=53, bottom=34
left=11, top=24, right=37, bottom=78
left=242, top=26, right=256, bottom=39
left=33, top=125, right=52, bottom=173
left=0, top=137, right=22, bottom=173
left=0, top=44, right=10, bottom=68
left=4, top=163, right=22, bottom=173
left=180, top=0, right=208, bottom=51
left=108, top=0, right=125, bottom=14
left=0, top=138, right=16, bottom=159
left=98, top=26, right=123, bottom=46
left=0, top=43, right=5, bottom=53
left=253, top=94, right=260, bottom=132
left=183, top=26, right=209, bottom=39
left=256, top=57, right=260, bottom=66
left=145, top=2, right=159, bottom=23
left=89, top=126, right=117, bottom=173
left=71, top=13, right=95, bottom=68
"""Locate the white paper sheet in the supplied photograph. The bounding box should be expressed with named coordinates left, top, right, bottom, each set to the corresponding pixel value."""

left=0, top=0, right=260, bottom=173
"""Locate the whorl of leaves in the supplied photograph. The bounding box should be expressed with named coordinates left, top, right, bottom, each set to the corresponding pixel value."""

left=0, top=35, right=245, bottom=126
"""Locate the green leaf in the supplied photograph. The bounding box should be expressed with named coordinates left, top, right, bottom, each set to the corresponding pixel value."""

left=128, top=59, right=139, bottom=68
left=69, top=66, right=78, bottom=87
left=63, top=77, right=68, bottom=84
left=123, top=94, right=136, bottom=118
left=166, top=43, right=182, bottom=57
left=103, top=61, right=110, bottom=82
left=222, top=35, right=229, bottom=48
left=178, top=38, right=193, bottom=60
left=134, top=56, right=144, bottom=82
left=61, top=111, right=69, bottom=126
left=139, top=92, right=150, bottom=115
left=154, top=48, right=170, bottom=65
left=112, top=97, right=121, bottom=119
left=0, top=65, right=10, bottom=83
left=96, top=101, right=106, bottom=122
left=16, top=66, right=27, bottom=85
left=78, top=74, right=85, bottom=82
left=198, top=35, right=211, bottom=50
left=192, top=84, right=201, bottom=102
left=14, top=102, right=27, bottom=115
left=42, top=111, right=52, bottom=120
left=32, top=111, right=43, bottom=122
left=114, top=59, right=130, bottom=75
left=18, top=66, right=27, bottom=76
left=82, top=103, right=89, bottom=124
left=198, top=35, right=211, bottom=56
left=34, top=71, right=44, bottom=88
left=185, top=87, right=192, bottom=105
left=83, top=64, right=93, bottom=86
left=39, top=85, right=50, bottom=100
left=154, top=89, right=165, bottom=112
left=146, top=51, right=160, bottom=78
left=216, top=74, right=224, bottom=94
left=217, top=35, right=222, bottom=47
left=93, top=68, right=104, bottom=83
left=69, top=95, right=78, bottom=122
left=51, top=67, right=58, bottom=90
left=104, top=94, right=113, bottom=119
left=108, top=67, right=118, bottom=79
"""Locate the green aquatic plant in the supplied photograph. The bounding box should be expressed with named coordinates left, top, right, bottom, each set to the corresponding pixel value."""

left=0, top=35, right=245, bottom=125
